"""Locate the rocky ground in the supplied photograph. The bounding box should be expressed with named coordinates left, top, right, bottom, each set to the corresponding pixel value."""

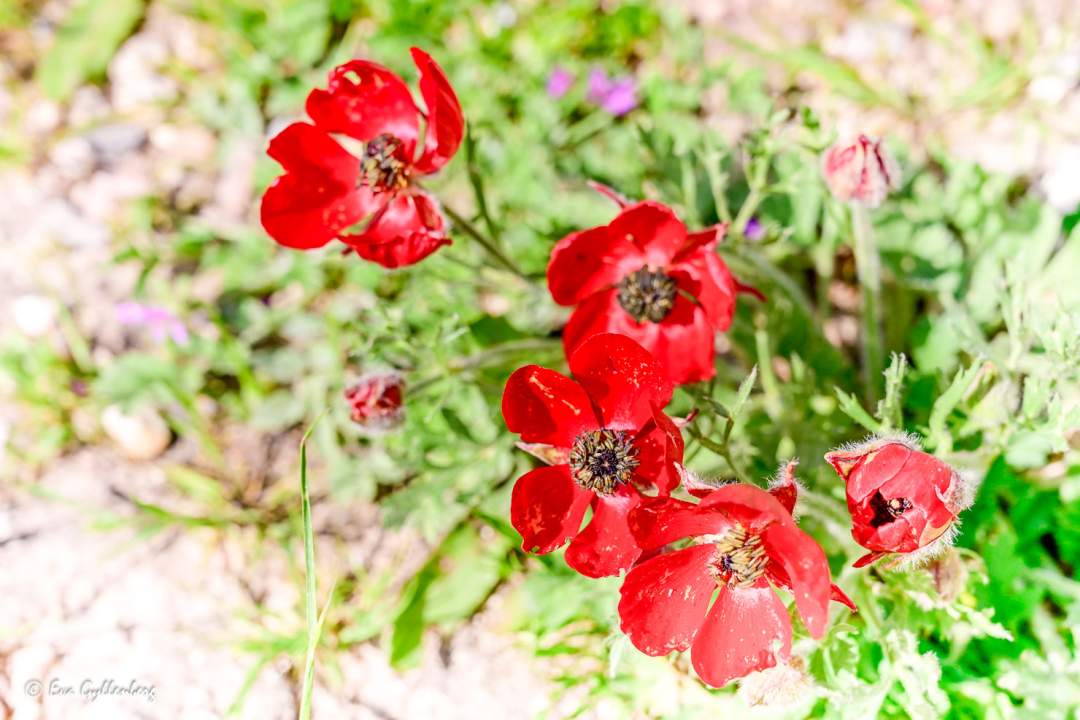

left=0, top=0, right=1077, bottom=717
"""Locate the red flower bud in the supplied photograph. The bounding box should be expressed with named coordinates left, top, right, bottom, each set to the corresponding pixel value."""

left=825, top=436, right=971, bottom=568
left=344, top=373, right=404, bottom=428
left=821, top=134, right=899, bottom=207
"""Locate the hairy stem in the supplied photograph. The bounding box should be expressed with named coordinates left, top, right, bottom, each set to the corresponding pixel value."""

left=443, top=203, right=528, bottom=280
left=852, top=203, right=883, bottom=406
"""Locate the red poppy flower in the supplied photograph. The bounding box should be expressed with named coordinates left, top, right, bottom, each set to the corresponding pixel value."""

left=826, top=436, right=970, bottom=568
left=618, top=470, right=854, bottom=688
left=344, top=372, right=404, bottom=428
left=260, top=48, right=464, bottom=268
left=547, top=192, right=758, bottom=386
left=501, top=333, right=684, bottom=578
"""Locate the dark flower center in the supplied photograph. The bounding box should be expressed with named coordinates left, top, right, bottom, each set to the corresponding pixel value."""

left=617, top=267, right=677, bottom=323
left=868, top=491, right=913, bottom=528
left=709, top=523, right=768, bottom=588
left=569, top=429, right=638, bottom=495
left=361, top=133, right=410, bottom=193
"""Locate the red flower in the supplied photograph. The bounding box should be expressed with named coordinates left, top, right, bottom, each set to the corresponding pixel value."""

left=260, top=48, right=464, bottom=268
left=618, top=467, right=854, bottom=688
left=344, top=373, right=405, bottom=428
left=826, top=436, right=970, bottom=568
left=501, top=333, right=684, bottom=578
left=821, top=134, right=899, bottom=208
left=547, top=193, right=756, bottom=386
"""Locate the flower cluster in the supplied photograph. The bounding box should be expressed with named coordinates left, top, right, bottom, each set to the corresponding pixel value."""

left=260, top=48, right=974, bottom=692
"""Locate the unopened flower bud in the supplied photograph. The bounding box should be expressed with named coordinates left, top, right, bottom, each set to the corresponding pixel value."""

left=821, top=135, right=899, bottom=207
left=344, top=373, right=404, bottom=428
left=825, top=436, right=972, bottom=568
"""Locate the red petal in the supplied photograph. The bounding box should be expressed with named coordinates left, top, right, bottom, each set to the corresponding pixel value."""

left=260, top=123, right=374, bottom=249
left=669, top=251, right=737, bottom=331
left=564, top=487, right=643, bottom=578
left=673, top=223, right=727, bottom=262
left=260, top=174, right=371, bottom=250
left=502, top=365, right=598, bottom=447
left=830, top=583, right=858, bottom=612
left=343, top=192, right=450, bottom=267
left=608, top=202, right=687, bottom=266
left=510, top=465, right=593, bottom=553
left=768, top=460, right=800, bottom=514
left=618, top=544, right=717, bottom=655
left=563, top=291, right=717, bottom=387
left=853, top=550, right=888, bottom=568
left=629, top=495, right=727, bottom=549
left=410, top=48, right=464, bottom=174
left=568, top=333, right=674, bottom=430
left=691, top=583, right=792, bottom=688
left=267, top=122, right=359, bottom=184
left=547, top=226, right=643, bottom=306
left=306, top=59, right=420, bottom=150
left=631, top=403, right=685, bottom=495
left=761, top=521, right=831, bottom=638
left=698, top=483, right=791, bottom=532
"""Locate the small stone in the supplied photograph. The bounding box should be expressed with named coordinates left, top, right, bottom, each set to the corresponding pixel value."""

left=101, top=404, right=172, bottom=461
left=85, top=123, right=148, bottom=163
left=10, top=294, right=59, bottom=337
left=49, top=137, right=95, bottom=180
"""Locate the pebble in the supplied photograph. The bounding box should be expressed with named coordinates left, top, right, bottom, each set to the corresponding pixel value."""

left=10, top=293, right=59, bottom=337
left=85, top=123, right=148, bottom=163
left=100, top=404, right=172, bottom=461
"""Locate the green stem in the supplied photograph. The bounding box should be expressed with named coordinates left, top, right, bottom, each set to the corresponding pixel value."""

left=298, top=426, right=318, bottom=720
left=687, top=422, right=752, bottom=485
left=410, top=337, right=561, bottom=394
left=443, top=204, right=528, bottom=280
left=732, top=158, right=769, bottom=239
left=851, top=204, right=883, bottom=406
left=464, top=126, right=502, bottom=245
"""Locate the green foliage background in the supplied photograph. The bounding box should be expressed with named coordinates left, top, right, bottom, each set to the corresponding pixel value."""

left=3, top=0, right=1079, bottom=717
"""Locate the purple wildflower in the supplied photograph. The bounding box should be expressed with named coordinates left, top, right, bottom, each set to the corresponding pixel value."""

left=586, top=68, right=638, bottom=116
left=546, top=67, right=574, bottom=99
left=117, top=302, right=189, bottom=345
left=744, top=216, right=765, bottom=241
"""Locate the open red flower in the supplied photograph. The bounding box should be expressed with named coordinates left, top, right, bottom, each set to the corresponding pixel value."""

left=826, top=436, right=970, bottom=568
left=618, top=469, right=854, bottom=688
left=501, top=333, right=684, bottom=578
left=547, top=192, right=757, bottom=386
left=260, top=48, right=464, bottom=268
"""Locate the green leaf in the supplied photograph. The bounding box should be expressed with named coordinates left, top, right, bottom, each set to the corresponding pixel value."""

left=835, top=389, right=884, bottom=434
left=35, top=0, right=145, bottom=101
left=927, top=360, right=985, bottom=452
left=390, top=565, right=437, bottom=669
left=730, top=365, right=758, bottom=420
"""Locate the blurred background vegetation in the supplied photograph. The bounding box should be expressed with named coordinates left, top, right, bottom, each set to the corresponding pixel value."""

left=1, top=0, right=1078, bottom=717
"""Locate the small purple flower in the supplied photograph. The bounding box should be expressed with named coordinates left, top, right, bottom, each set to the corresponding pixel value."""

left=546, top=67, right=574, bottom=99
left=586, top=68, right=638, bottom=117
left=586, top=68, right=612, bottom=104
left=117, top=302, right=189, bottom=345
left=600, top=77, right=637, bottom=116
left=744, top=216, right=765, bottom=241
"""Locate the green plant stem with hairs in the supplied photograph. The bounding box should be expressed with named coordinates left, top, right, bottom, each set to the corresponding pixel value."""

left=851, top=203, right=883, bottom=406
left=442, top=203, right=528, bottom=280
